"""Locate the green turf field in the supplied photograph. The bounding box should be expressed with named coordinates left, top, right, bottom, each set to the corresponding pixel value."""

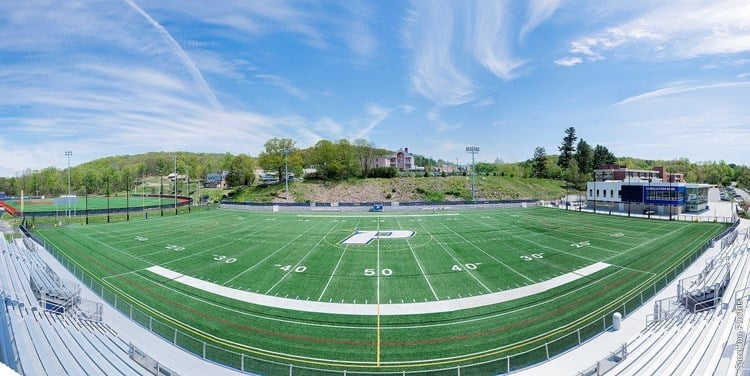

left=33, top=207, right=727, bottom=373
left=6, top=196, right=178, bottom=212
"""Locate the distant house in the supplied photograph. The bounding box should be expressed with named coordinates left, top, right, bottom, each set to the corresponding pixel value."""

left=205, top=171, right=228, bottom=189
left=374, top=147, right=422, bottom=171
left=167, top=173, right=187, bottom=181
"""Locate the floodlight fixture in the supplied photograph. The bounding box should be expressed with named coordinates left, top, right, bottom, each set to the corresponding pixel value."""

left=465, top=146, right=479, bottom=201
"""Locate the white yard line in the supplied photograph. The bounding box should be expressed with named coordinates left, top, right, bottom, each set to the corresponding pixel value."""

left=265, top=221, right=341, bottom=295
left=146, top=262, right=610, bottom=316
left=397, top=217, right=439, bottom=301
left=223, top=221, right=323, bottom=286
left=439, top=221, right=537, bottom=284
left=415, top=218, right=494, bottom=294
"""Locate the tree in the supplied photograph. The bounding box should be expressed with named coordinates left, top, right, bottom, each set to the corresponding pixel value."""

left=738, top=168, right=750, bottom=190
left=476, top=162, right=499, bottom=176
left=562, top=159, right=586, bottom=190
left=574, top=139, right=593, bottom=176
left=227, top=154, right=255, bottom=187
left=353, top=139, right=383, bottom=178
left=557, top=127, right=577, bottom=169
left=592, top=144, right=616, bottom=168
left=258, top=138, right=298, bottom=182
left=532, top=147, right=548, bottom=178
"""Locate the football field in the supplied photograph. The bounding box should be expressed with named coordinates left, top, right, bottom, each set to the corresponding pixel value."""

left=34, top=207, right=727, bottom=373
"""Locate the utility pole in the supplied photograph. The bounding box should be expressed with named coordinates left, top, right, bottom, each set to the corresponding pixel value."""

left=465, top=146, right=479, bottom=201
left=65, top=151, right=72, bottom=217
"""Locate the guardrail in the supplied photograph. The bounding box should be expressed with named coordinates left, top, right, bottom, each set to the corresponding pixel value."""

left=19, top=217, right=739, bottom=375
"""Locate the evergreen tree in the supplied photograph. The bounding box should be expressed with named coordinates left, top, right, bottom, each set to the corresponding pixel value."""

left=532, top=146, right=548, bottom=178
left=574, top=139, right=593, bottom=175
left=557, top=127, right=577, bottom=169
left=592, top=144, right=616, bottom=168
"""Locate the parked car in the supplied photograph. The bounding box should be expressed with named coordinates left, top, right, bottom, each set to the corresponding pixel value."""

left=643, top=208, right=655, bottom=215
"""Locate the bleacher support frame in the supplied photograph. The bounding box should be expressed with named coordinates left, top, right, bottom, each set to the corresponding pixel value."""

left=129, top=343, right=180, bottom=376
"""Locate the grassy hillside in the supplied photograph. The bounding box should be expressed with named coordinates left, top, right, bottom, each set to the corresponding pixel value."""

left=229, top=176, right=567, bottom=203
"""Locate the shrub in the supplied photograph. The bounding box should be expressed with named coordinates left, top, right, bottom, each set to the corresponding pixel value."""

left=368, top=167, right=398, bottom=178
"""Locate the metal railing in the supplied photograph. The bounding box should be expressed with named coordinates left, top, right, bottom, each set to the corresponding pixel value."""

left=20, top=218, right=740, bottom=375
left=577, top=343, right=628, bottom=376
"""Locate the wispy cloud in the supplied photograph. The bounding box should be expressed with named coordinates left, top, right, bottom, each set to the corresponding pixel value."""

left=554, top=56, right=582, bottom=67
left=123, top=0, right=221, bottom=109
left=470, top=1, right=526, bottom=81
left=616, top=81, right=750, bottom=105
left=403, top=2, right=475, bottom=106
left=520, top=0, right=563, bottom=41
left=557, top=1, right=750, bottom=66
left=341, top=1, right=377, bottom=59
left=403, top=0, right=525, bottom=106
left=354, top=104, right=392, bottom=139
left=427, top=108, right=462, bottom=133
left=256, top=74, right=307, bottom=100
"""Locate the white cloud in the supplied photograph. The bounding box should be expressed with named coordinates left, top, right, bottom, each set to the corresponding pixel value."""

left=427, top=108, right=462, bottom=133
left=354, top=104, right=394, bottom=139
left=403, top=3, right=475, bottom=106
left=616, top=81, right=750, bottom=105
left=403, top=0, right=525, bottom=106
left=341, top=1, right=377, bottom=58
left=400, top=105, right=415, bottom=113
left=123, top=0, right=221, bottom=109
left=473, top=98, right=495, bottom=108
left=255, top=74, right=307, bottom=100
left=560, top=1, right=750, bottom=64
left=313, top=118, right=344, bottom=135
left=470, top=1, right=526, bottom=81
left=520, top=0, right=563, bottom=41
left=554, top=56, right=582, bottom=66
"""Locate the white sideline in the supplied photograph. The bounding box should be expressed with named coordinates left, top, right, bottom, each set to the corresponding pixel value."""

left=146, top=262, right=611, bottom=316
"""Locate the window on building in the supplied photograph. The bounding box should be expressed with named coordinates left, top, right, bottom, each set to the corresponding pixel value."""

left=589, top=189, right=593, bottom=197
left=610, top=190, right=614, bottom=198
left=596, top=189, right=600, bottom=197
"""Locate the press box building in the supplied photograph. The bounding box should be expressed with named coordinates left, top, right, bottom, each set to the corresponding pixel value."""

left=586, top=165, right=710, bottom=215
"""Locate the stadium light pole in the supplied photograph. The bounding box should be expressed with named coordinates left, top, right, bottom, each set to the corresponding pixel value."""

left=106, top=177, right=110, bottom=223
left=282, top=148, right=291, bottom=202
left=159, top=172, right=163, bottom=217
left=174, top=154, right=178, bottom=215
left=65, top=151, right=72, bottom=217
left=126, top=174, right=130, bottom=221
left=186, top=165, right=190, bottom=213
left=669, top=174, right=673, bottom=221
left=465, top=146, right=479, bottom=201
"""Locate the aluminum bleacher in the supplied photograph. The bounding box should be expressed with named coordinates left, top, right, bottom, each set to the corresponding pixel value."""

left=611, top=228, right=750, bottom=376
left=0, top=236, right=152, bottom=375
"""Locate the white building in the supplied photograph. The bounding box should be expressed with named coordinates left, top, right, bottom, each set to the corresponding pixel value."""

left=585, top=165, right=709, bottom=215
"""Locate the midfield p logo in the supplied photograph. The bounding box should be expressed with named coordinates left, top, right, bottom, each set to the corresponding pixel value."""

left=341, top=230, right=415, bottom=245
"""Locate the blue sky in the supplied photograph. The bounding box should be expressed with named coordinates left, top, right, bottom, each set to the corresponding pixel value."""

left=1, top=0, right=749, bottom=177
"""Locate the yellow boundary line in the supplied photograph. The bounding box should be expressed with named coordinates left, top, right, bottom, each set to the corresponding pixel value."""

left=35, top=224, right=724, bottom=370
left=376, top=304, right=381, bottom=367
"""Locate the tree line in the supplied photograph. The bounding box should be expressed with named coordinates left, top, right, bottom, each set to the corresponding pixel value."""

left=0, top=138, right=430, bottom=197
left=529, top=127, right=750, bottom=189
left=1, top=132, right=748, bottom=198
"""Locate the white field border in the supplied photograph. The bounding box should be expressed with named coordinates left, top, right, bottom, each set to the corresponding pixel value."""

left=146, top=262, right=610, bottom=316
